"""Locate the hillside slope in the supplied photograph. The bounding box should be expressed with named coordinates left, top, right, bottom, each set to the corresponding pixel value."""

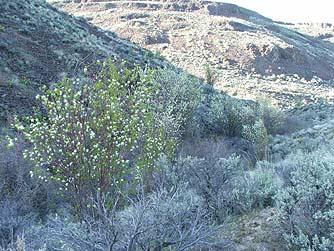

left=290, top=22, right=334, bottom=43
left=0, top=0, right=168, bottom=124
left=52, top=0, right=334, bottom=107
left=2, top=1, right=334, bottom=251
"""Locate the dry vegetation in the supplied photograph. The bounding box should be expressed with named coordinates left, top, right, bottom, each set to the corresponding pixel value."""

left=52, top=0, right=334, bottom=108
left=1, top=1, right=334, bottom=251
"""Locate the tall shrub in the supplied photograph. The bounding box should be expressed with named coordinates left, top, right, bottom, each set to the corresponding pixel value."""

left=276, top=149, right=334, bottom=251
left=15, top=62, right=176, bottom=212
left=153, top=69, right=201, bottom=138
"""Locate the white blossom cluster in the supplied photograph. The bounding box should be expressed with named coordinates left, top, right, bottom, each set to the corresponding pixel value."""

left=16, top=63, right=176, bottom=198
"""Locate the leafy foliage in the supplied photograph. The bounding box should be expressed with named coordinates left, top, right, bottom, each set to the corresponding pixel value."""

left=1, top=59, right=294, bottom=251
left=15, top=62, right=177, bottom=212
left=276, top=149, right=334, bottom=251
left=254, top=98, right=284, bottom=135
left=153, top=69, right=201, bottom=138
left=156, top=148, right=279, bottom=223
left=242, top=119, right=268, bottom=159
left=196, top=90, right=282, bottom=142
left=204, top=64, right=218, bottom=86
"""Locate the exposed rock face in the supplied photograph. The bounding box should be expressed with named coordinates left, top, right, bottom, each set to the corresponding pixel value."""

left=50, top=0, right=334, bottom=107
left=290, top=22, right=334, bottom=41
left=51, top=0, right=334, bottom=79
left=204, top=2, right=271, bottom=22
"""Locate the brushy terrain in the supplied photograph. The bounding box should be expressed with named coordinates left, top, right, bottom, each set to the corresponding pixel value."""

left=52, top=0, right=334, bottom=107
left=1, top=1, right=334, bottom=251
left=0, top=0, right=170, bottom=126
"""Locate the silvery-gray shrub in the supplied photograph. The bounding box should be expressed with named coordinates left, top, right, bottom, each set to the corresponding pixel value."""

left=19, top=188, right=227, bottom=251
left=115, top=188, right=226, bottom=251
left=0, top=134, right=50, bottom=248
left=0, top=200, right=35, bottom=249
left=156, top=152, right=279, bottom=223
left=153, top=69, right=201, bottom=138
left=276, top=148, right=334, bottom=251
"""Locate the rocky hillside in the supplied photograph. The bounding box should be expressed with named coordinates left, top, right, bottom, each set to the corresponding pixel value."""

left=50, top=0, right=334, bottom=107
left=2, top=1, right=334, bottom=251
left=0, top=0, right=169, bottom=125
left=290, top=23, right=334, bottom=43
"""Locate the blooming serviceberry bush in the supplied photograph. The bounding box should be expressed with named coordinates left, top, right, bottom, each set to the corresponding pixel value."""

left=15, top=61, right=177, bottom=212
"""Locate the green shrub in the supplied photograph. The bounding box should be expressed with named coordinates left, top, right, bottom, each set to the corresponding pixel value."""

left=234, top=162, right=281, bottom=210
left=242, top=119, right=268, bottom=159
left=156, top=151, right=279, bottom=223
left=198, top=93, right=240, bottom=136
left=153, top=69, right=201, bottom=137
left=14, top=62, right=176, bottom=213
left=19, top=77, right=30, bottom=87
left=276, top=149, right=334, bottom=251
left=199, top=93, right=260, bottom=137
left=204, top=94, right=231, bottom=135
left=254, top=98, right=284, bottom=135
left=204, top=64, right=218, bottom=86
